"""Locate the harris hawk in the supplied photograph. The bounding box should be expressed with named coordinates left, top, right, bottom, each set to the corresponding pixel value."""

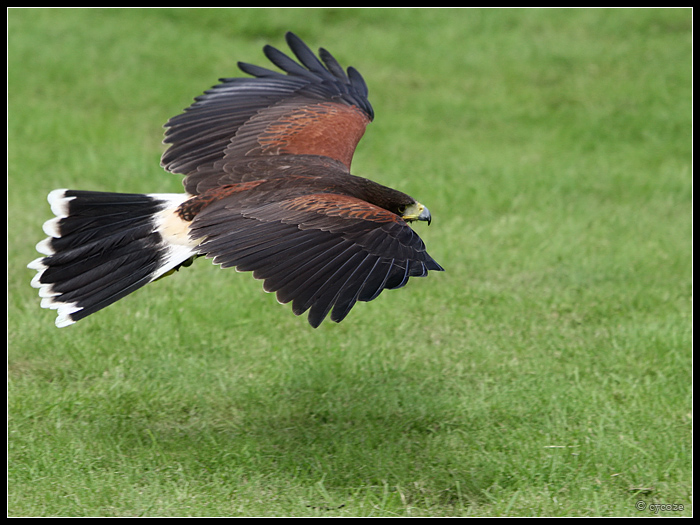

left=28, top=32, right=443, bottom=328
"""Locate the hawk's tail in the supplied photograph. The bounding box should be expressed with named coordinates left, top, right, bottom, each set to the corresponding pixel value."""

left=27, top=189, right=198, bottom=327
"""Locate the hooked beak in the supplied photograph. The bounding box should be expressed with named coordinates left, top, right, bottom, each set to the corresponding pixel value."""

left=419, top=205, right=432, bottom=225
left=402, top=202, right=432, bottom=225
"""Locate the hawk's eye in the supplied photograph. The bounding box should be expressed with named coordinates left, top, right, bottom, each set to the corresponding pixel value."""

left=398, top=205, right=407, bottom=214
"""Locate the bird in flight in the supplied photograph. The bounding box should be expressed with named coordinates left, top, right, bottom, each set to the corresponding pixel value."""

left=28, top=32, right=443, bottom=328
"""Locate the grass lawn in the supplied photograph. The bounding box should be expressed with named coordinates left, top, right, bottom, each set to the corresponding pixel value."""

left=8, top=8, right=691, bottom=516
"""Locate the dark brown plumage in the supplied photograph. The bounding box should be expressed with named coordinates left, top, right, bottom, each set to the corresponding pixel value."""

left=28, top=32, right=443, bottom=328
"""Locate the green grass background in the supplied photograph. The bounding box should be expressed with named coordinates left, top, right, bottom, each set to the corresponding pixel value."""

left=8, top=8, right=691, bottom=517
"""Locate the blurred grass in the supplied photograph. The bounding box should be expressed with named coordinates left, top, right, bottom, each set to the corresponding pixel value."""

left=8, top=8, right=691, bottom=516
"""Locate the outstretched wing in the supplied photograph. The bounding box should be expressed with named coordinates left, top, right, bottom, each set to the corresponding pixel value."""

left=161, top=32, right=373, bottom=195
left=189, top=190, right=443, bottom=328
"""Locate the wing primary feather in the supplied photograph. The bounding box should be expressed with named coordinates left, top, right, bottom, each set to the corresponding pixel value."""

left=347, top=67, right=369, bottom=98
left=328, top=255, right=380, bottom=323
left=319, top=48, right=350, bottom=83
left=263, top=44, right=317, bottom=80
left=262, top=237, right=349, bottom=295
left=384, top=260, right=411, bottom=290
left=285, top=32, right=333, bottom=79
left=288, top=243, right=359, bottom=315
left=294, top=245, right=365, bottom=316
left=237, top=61, right=283, bottom=78
left=273, top=239, right=352, bottom=306
left=306, top=250, right=369, bottom=327
left=357, top=258, right=396, bottom=302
